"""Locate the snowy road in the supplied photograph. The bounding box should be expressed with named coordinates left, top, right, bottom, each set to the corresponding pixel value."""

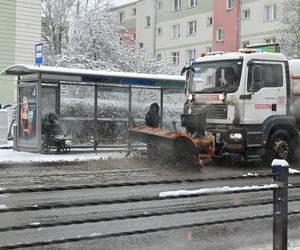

left=0, top=156, right=300, bottom=249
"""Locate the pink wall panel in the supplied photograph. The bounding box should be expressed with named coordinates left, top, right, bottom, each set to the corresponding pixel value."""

left=213, top=0, right=240, bottom=52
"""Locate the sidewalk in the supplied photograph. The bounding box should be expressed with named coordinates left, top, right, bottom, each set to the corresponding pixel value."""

left=0, top=144, right=130, bottom=165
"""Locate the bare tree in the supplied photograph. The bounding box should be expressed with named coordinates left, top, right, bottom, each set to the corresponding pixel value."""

left=279, top=0, right=300, bottom=57
left=42, top=0, right=76, bottom=57
left=43, top=0, right=175, bottom=74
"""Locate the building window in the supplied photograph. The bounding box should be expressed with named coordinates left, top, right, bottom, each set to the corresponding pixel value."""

left=145, top=16, right=151, bottom=27
left=157, top=53, right=162, bottom=61
left=139, top=42, right=144, bottom=49
left=265, top=37, right=277, bottom=44
left=187, top=21, right=197, bottom=35
left=187, top=49, right=196, bottom=62
left=132, top=8, right=136, bottom=16
left=119, top=12, right=125, bottom=24
left=189, top=0, right=197, bottom=7
left=172, top=24, right=180, bottom=39
left=171, top=52, right=180, bottom=65
left=226, top=0, right=234, bottom=10
left=156, top=27, right=162, bottom=36
left=242, top=9, right=250, bottom=19
left=133, top=33, right=136, bottom=40
left=157, top=1, right=163, bottom=10
left=217, top=28, right=224, bottom=41
left=264, top=5, right=277, bottom=21
left=207, top=17, right=213, bottom=26
left=174, top=0, right=181, bottom=11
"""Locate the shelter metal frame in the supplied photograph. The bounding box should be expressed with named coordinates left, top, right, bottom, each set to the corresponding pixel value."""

left=1, top=65, right=185, bottom=153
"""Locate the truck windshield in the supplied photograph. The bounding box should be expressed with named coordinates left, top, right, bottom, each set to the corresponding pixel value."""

left=189, top=60, right=243, bottom=94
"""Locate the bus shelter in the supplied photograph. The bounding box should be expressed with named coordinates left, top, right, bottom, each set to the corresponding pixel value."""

left=1, top=64, right=185, bottom=152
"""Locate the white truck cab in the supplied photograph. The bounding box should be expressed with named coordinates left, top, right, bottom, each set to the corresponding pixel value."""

left=184, top=50, right=299, bottom=163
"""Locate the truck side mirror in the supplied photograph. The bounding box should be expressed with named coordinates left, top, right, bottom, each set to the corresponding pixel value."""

left=181, top=66, right=189, bottom=76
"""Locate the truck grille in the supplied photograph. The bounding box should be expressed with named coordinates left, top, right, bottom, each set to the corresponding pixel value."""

left=191, top=104, right=228, bottom=119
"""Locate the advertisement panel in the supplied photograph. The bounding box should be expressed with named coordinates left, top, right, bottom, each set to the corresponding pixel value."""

left=247, top=43, right=280, bottom=53
left=19, top=86, right=37, bottom=146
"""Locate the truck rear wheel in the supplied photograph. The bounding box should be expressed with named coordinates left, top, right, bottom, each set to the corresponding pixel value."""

left=265, top=129, right=293, bottom=166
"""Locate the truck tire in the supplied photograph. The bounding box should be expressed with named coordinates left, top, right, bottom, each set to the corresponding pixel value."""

left=264, top=129, right=293, bottom=166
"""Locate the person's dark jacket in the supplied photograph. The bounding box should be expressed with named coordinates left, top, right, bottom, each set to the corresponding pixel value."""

left=145, top=103, right=160, bottom=128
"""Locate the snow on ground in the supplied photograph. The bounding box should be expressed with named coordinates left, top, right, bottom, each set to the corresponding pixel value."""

left=0, top=141, right=13, bottom=149
left=0, top=148, right=128, bottom=164
left=289, top=168, right=300, bottom=174
left=240, top=241, right=300, bottom=250
left=159, top=184, right=278, bottom=198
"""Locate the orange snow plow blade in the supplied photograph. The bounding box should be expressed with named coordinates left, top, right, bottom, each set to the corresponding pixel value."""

left=129, top=125, right=214, bottom=167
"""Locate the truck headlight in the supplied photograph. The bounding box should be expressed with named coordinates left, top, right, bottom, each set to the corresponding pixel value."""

left=218, top=93, right=225, bottom=101
left=229, top=133, right=243, bottom=140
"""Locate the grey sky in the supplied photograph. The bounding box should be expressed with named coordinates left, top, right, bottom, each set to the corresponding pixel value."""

left=111, top=0, right=136, bottom=7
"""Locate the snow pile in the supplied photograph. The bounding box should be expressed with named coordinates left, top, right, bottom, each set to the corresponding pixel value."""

left=242, top=173, right=258, bottom=177
left=159, top=184, right=278, bottom=198
left=0, top=149, right=127, bottom=164
left=272, top=159, right=289, bottom=167
left=0, top=141, right=13, bottom=149
left=29, top=222, right=40, bottom=226
left=289, top=168, right=300, bottom=174
left=0, top=204, right=8, bottom=210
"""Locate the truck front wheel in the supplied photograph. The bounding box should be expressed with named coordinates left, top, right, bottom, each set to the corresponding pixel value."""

left=265, top=129, right=293, bottom=165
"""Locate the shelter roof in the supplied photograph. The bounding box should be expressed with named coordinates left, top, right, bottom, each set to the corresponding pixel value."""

left=1, top=64, right=185, bottom=88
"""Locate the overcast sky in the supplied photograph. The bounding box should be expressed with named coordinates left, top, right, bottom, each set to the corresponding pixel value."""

left=111, top=0, right=136, bottom=7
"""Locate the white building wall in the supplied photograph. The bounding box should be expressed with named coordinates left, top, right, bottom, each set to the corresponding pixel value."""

left=240, top=0, right=284, bottom=46
left=15, top=0, right=41, bottom=64
left=135, top=0, right=156, bottom=55
left=156, top=12, right=213, bottom=68
left=114, top=0, right=288, bottom=71
left=0, top=0, right=41, bottom=105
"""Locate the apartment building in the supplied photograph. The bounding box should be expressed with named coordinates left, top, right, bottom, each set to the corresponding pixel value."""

left=0, top=0, right=41, bottom=105
left=113, top=0, right=284, bottom=70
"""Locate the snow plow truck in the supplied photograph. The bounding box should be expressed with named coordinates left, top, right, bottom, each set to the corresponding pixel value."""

left=129, top=49, right=300, bottom=167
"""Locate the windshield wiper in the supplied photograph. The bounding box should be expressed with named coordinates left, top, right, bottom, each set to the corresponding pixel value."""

left=192, top=85, right=238, bottom=94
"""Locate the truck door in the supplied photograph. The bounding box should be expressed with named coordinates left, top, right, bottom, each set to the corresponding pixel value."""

left=243, top=61, right=286, bottom=124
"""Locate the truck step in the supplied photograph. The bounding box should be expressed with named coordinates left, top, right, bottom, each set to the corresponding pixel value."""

left=247, top=144, right=263, bottom=148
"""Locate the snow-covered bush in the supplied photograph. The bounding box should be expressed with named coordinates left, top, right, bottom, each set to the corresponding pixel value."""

left=59, top=86, right=185, bottom=145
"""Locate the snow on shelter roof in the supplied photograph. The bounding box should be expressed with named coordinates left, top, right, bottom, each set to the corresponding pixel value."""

left=1, top=64, right=185, bottom=88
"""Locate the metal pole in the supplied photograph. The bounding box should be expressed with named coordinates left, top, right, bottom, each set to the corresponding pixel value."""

left=37, top=73, right=42, bottom=152
left=93, top=83, right=98, bottom=152
left=56, top=81, right=61, bottom=116
left=272, top=160, right=289, bottom=250
left=15, top=76, right=20, bottom=150
left=128, top=85, right=132, bottom=152
left=160, top=87, right=163, bottom=128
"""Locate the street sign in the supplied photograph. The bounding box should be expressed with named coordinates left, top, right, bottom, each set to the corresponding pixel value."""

left=35, top=42, right=43, bottom=65
left=247, top=43, right=280, bottom=53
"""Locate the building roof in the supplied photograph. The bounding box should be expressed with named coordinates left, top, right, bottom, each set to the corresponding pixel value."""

left=194, top=51, right=288, bottom=63
left=1, top=64, right=185, bottom=88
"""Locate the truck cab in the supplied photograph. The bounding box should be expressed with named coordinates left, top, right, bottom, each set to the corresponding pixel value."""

left=185, top=50, right=298, bottom=163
